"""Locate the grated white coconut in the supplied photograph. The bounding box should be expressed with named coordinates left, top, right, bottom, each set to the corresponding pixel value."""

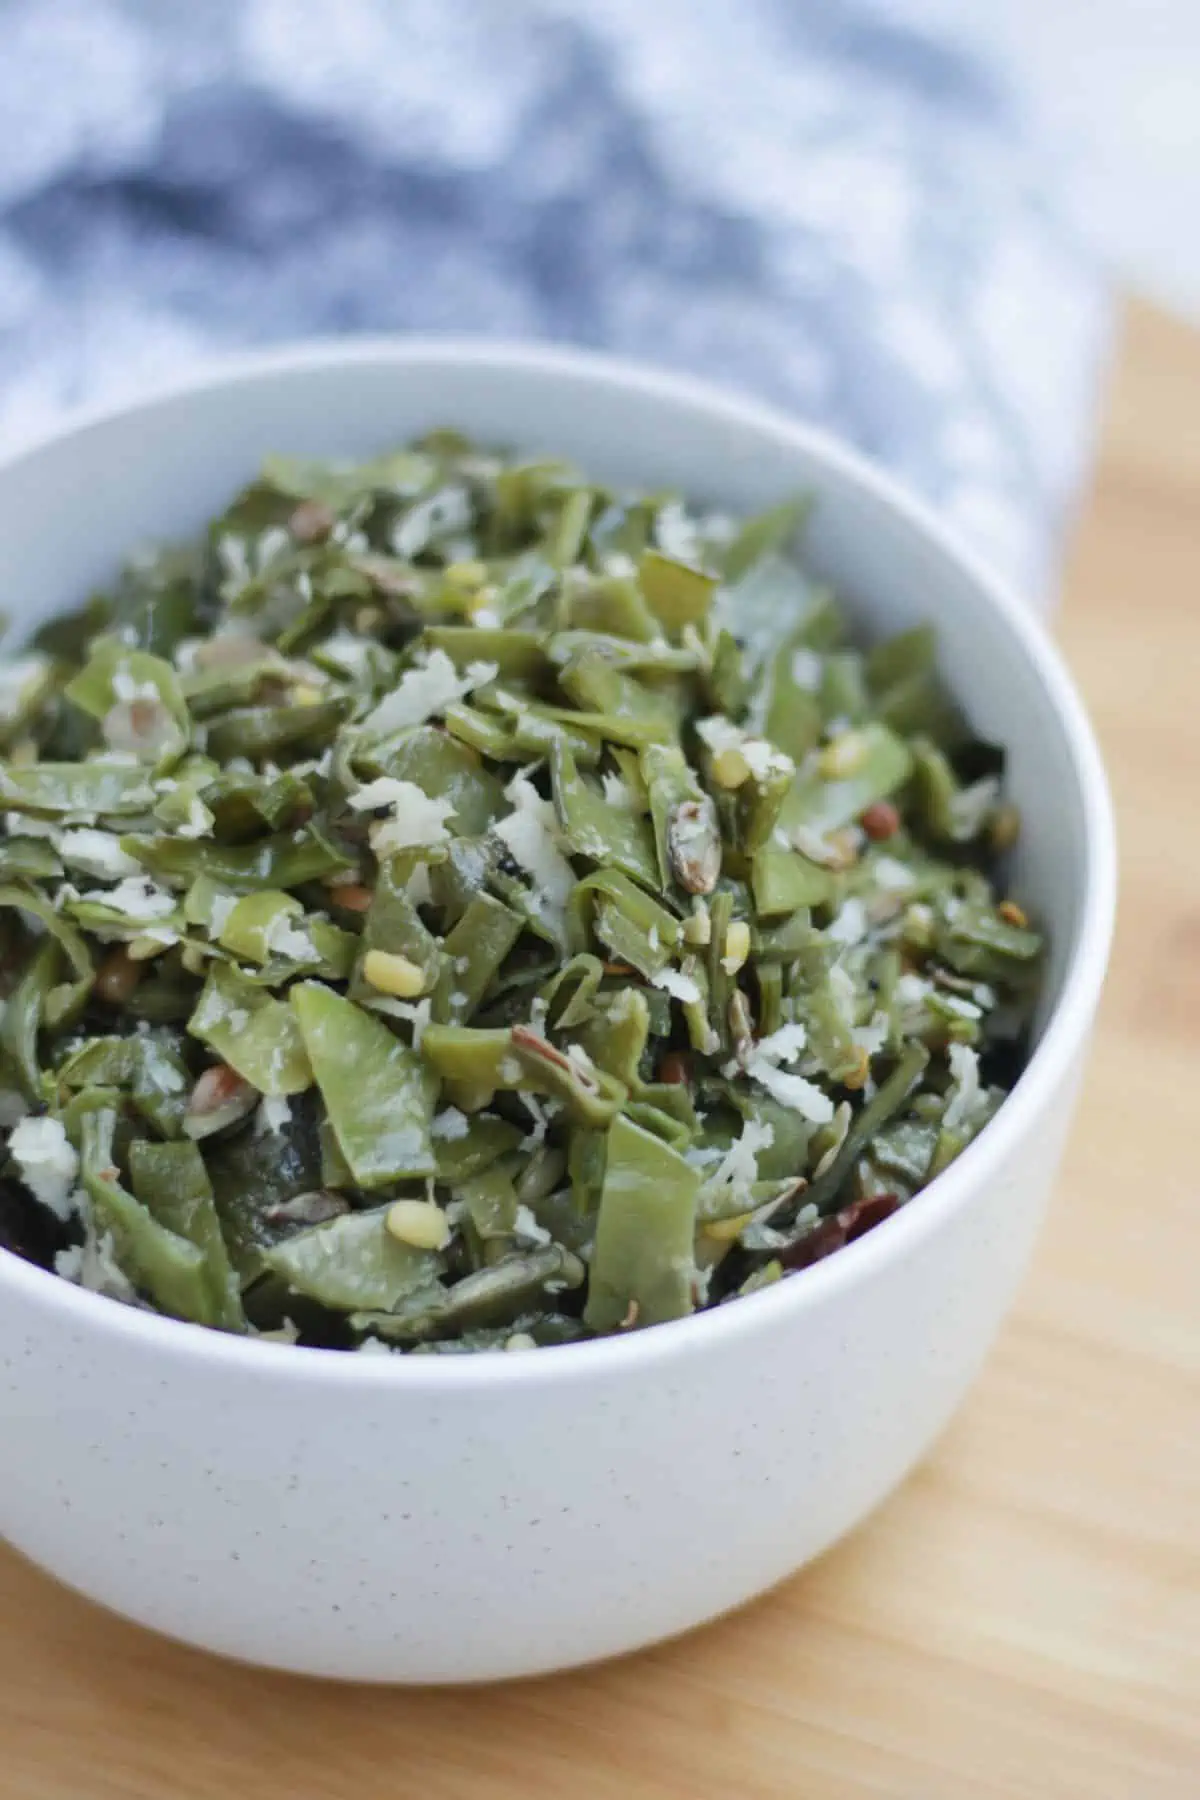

left=513, top=1204, right=552, bottom=1247
left=827, top=896, right=868, bottom=946
left=349, top=777, right=456, bottom=856
left=699, top=1118, right=775, bottom=1211
left=943, top=1042, right=984, bottom=1131
left=263, top=910, right=318, bottom=963
left=9, top=1116, right=79, bottom=1221
left=742, top=1052, right=834, bottom=1124
left=77, top=875, right=176, bottom=921
left=208, top=892, right=238, bottom=938
left=873, top=855, right=916, bottom=893
left=57, top=1227, right=138, bottom=1302
left=493, top=773, right=575, bottom=922
left=175, top=794, right=214, bottom=839
left=55, top=828, right=142, bottom=881
left=600, top=771, right=637, bottom=810
left=518, top=1092, right=548, bottom=1145
left=651, top=967, right=701, bottom=1005
left=359, top=647, right=496, bottom=736
left=369, top=995, right=432, bottom=1046
left=431, top=1107, right=470, bottom=1142
left=754, top=1022, right=809, bottom=1064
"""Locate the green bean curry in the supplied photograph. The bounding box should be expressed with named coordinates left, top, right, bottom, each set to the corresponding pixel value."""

left=0, top=436, right=1043, bottom=1352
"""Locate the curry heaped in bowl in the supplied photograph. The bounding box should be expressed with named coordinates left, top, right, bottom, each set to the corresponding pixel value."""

left=0, top=438, right=1043, bottom=1352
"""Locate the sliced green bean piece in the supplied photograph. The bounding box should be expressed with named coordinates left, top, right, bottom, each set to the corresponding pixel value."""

left=129, top=1139, right=245, bottom=1331
left=638, top=549, right=715, bottom=628
left=819, top=651, right=870, bottom=725
left=266, top=1207, right=443, bottom=1312
left=802, top=1043, right=930, bottom=1217
left=190, top=963, right=313, bottom=1097
left=217, top=890, right=318, bottom=966
left=352, top=1244, right=585, bottom=1342
left=641, top=743, right=719, bottom=896
left=432, top=893, right=523, bottom=1025
left=935, top=900, right=1043, bottom=982
left=292, top=981, right=437, bottom=1184
left=362, top=858, right=444, bottom=989
left=127, top=825, right=354, bottom=893
left=776, top=722, right=913, bottom=839
left=574, top=987, right=651, bottom=1091
left=909, top=737, right=1005, bottom=846
left=418, top=1023, right=625, bottom=1125
left=547, top=630, right=699, bottom=674
left=584, top=1114, right=700, bottom=1331
left=763, top=622, right=826, bottom=762
left=721, top=495, right=810, bottom=584
left=750, top=849, right=834, bottom=916
left=556, top=652, right=681, bottom=745
left=550, top=738, right=659, bottom=887
left=568, top=870, right=680, bottom=979
left=0, top=762, right=155, bottom=817
left=0, top=839, right=62, bottom=882
left=55, top=1031, right=191, bottom=1139
left=424, top=627, right=549, bottom=681
left=79, top=1109, right=211, bottom=1323
left=562, top=573, right=658, bottom=642
left=206, top=699, right=348, bottom=764
left=1, top=939, right=59, bottom=1098
left=433, top=1112, right=522, bottom=1183
left=0, top=885, right=93, bottom=1029
left=370, top=725, right=505, bottom=837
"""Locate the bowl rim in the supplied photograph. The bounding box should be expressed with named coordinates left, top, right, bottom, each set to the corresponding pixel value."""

left=0, top=334, right=1117, bottom=1388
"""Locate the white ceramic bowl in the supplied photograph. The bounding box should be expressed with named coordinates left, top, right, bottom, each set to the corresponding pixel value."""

left=0, top=342, right=1115, bottom=1683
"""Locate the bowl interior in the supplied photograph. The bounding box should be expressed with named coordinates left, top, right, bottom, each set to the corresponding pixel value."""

left=0, top=342, right=1100, bottom=1038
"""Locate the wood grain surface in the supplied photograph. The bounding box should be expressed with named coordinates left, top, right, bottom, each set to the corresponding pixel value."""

left=1, top=300, right=1197, bottom=1800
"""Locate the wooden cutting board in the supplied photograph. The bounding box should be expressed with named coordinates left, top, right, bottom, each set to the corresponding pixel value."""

left=1, top=300, right=1197, bottom=1800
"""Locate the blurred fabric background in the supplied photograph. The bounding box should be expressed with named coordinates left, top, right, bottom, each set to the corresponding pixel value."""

left=0, top=0, right=1117, bottom=598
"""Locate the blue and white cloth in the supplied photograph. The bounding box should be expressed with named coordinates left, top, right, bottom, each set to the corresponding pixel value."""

left=0, top=0, right=1109, bottom=599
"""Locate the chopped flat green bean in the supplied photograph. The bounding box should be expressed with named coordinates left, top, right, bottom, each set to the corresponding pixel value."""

left=266, top=1208, right=443, bottom=1312
left=127, top=826, right=354, bottom=892
left=190, top=963, right=313, bottom=1096
left=638, top=549, right=715, bottom=628
left=432, top=894, right=523, bottom=1024
left=0, top=762, right=155, bottom=816
left=750, top=848, right=834, bottom=916
left=584, top=1114, right=700, bottom=1331
left=352, top=1244, right=585, bottom=1342
left=721, top=494, right=810, bottom=584
left=568, top=870, right=680, bottom=978
left=292, top=981, right=436, bottom=1185
left=129, top=1139, right=245, bottom=1331
left=0, top=885, right=93, bottom=1030
left=550, top=738, right=659, bottom=886
left=80, top=1109, right=212, bottom=1323
left=776, top=722, right=913, bottom=839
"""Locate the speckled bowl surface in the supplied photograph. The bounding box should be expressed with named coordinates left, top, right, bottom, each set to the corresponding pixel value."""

left=0, top=342, right=1115, bottom=1682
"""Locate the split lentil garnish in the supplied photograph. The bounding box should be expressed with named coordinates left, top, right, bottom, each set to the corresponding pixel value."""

left=0, top=437, right=1044, bottom=1351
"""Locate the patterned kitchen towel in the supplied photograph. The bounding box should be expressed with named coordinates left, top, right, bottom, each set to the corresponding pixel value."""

left=0, top=0, right=1110, bottom=599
